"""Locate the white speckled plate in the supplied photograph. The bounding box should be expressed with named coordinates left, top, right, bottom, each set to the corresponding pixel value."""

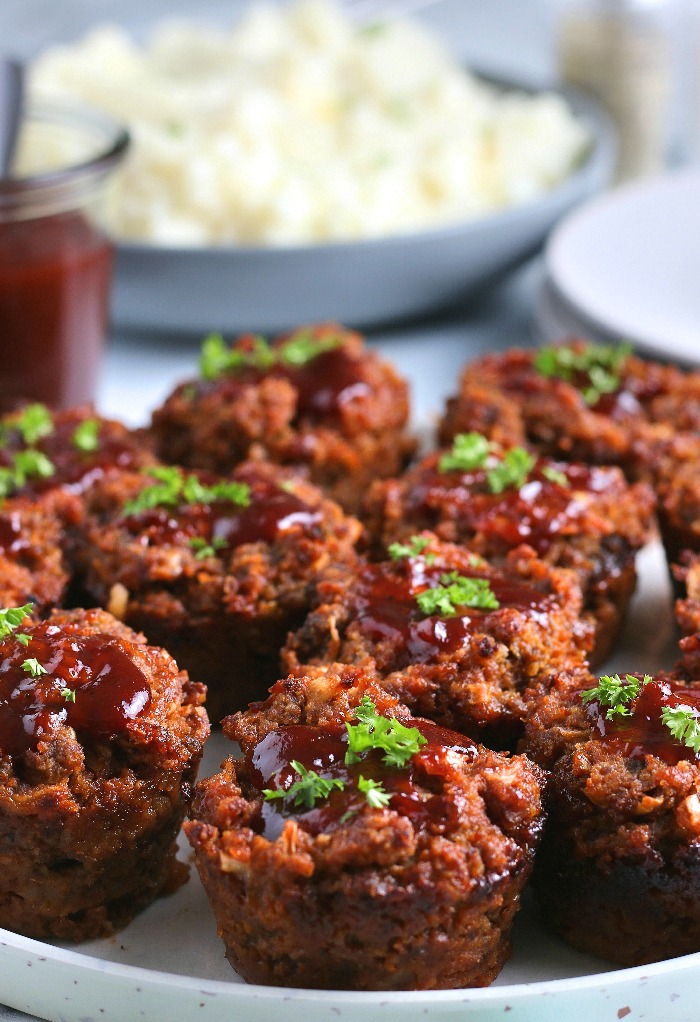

left=0, top=542, right=695, bottom=1022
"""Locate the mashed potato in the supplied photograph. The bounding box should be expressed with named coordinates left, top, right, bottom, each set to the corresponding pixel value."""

left=28, top=0, right=591, bottom=246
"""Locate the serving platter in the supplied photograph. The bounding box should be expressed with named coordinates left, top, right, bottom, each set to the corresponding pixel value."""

left=111, top=82, right=615, bottom=335
left=0, top=537, right=693, bottom=1022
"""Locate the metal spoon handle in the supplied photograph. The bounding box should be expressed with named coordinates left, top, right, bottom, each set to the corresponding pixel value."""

left=0, top=59, right=24, bottom=177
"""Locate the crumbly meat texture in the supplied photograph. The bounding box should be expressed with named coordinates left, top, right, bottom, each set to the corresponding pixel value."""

left=0, top=607, right=209, bottom=942
left=521, top=665, right=700, bottom=965
left=186, top=663, right=545, bottom=990
left=633, top=428, right=700, bottom=567
left=80, top=461, right=364, bottom=723
left=437, top=342, right=700, bottom=473
left=362, top=449, right=655, bottom=667
left=149, top=325, right=416, bottom=513
left=675, top=552, right=700, bottom=637
left=0, top=494, right=74, bottom=613
left=282, top=537, right=590, bottom=748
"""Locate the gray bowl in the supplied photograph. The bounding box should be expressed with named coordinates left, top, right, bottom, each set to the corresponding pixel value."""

left=112, top=80, right=615, bottom=335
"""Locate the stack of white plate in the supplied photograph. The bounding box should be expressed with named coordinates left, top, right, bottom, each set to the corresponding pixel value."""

left=535, top=168, right=700, bottom=366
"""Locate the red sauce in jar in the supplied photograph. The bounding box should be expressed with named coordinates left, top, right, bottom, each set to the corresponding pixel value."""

left=585, top=676, right=700, bottom=765
left=402, top=456, right=611, bottom=555
left=0, top=212, right=112, bottom=411
left=191, top=343, right=368, bottom=424
left=347, top=556, right=551, bottom=668
left=0, top=622, right=151, bottom=757
left=121, top=470, right=322, bottom=552
left=247, top=718, right=477, bottom=841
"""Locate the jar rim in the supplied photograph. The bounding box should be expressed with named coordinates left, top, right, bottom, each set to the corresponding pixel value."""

left=0, top=98, right=130, bottom=209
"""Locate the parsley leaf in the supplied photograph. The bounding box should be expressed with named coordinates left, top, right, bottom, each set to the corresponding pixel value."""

left=189, top=535, right=227, bottom=560
left=60, top=687, right=76, bottom=703
left=661, top=705, right=700, bottom=754
left=533, top=342, right=631, bottom=406
left=387, top=534, right=434, bottom=563
left=416, top=572, right=500, bottom=617
left=0, top=404, right=54, bottom=447
left=22, top=658, right=47, bottom=678
left=199, top=332, right=274, bottom=380
left=345, top=696, right=426, bottom=768
left=0, top=604, right=33, bottom=640
left=0, top=450, right=56, bottom=499
left=438, top=432, right=490, bottom=473
left=72, top=418, right=100, bottom=453
left=486, top=447, right=536, bottom=495
left=123, top=467, right=251, bottom=516
left=580, top=673, right=652, bottom=719
left=262, top=760, right=345, bottom=810
left=357, top=774, right=392, bottom=808
left=277, top=330, right=343, bottom=367
left=542, top=465, right=570, bottom=488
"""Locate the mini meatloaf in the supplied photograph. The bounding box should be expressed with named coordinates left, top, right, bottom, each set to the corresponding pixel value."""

left=674, top=552, right=700, bottom=637
left=283, top=534, right=590, bottom=748
left=0, top=494, right=73, bottom=613
left=363, top=434, right=655, bottom=666
left=522, top=662, right=700, bottom=965
left=438, top=339, right=700, bottom=475
left=149, top=324, right=416, bottom=513
left=80, top=460, right=363, bottom=723
left=635, top=429, right=700, bottom=567
left=186, top=663, right=546, bottom=990
left=0, top=605, right=208, bottom=942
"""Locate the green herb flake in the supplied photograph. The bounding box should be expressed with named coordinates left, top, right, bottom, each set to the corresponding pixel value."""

left=541, top=465, right=570, bottom=488
left=416, top=572, right=500, bottom=618
left=71, top=417, right=100, bottom=453
left=277, top=330, right=343, bottom=367
left=486, top=447, right=536, bottom=495
left=533, top=342, right=632, bottom=406
left=345, top=695, right=427, bottom=768
left=16, top=633, right=30, bottom=647
left=1, top=404, right=54, bottom=446
left=262, top=760, right=345, bottom=810
left=21, top=658, right=47, bottom=678
left=199, top=332, right=274, bottom=381
left=387, top=535, right=434, bottom=563
left=0, top=604, right=33, bottom=640
left=357, top=774, right=392, bottom=809
left=438, top=432, right=490, bottom=474
left=189, top=535, right=227, bottom=560
left=123, top=467, right=251, bottom=516
left=60, top=687, right=76, bottom=703
left=661, top=705, right=700, bottom=754
left=580, top=673, right=652, bottom=720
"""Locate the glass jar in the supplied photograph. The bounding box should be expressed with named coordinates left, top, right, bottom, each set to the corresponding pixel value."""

left=0, top=102, right=129, bottom=410
left=555, top=0, right=685, bottom=182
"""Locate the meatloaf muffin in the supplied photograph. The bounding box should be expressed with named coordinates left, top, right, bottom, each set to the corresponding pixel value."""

left=0, top=605, right=209, bottom=942
left=0, top=494, right=74, bottom=613
left=186, top=663, right=546, bottom=990
left=634, top=429, right=700, bottom=569
left=283, top=533, right=590, bottom=748
left=522, top=661, right=700, bottom=965
left=438, top=339, right=700, bottom=475
left=149, top=324, right=416, bottom=512
left=80, top=460, right=363, bottom=722
left=363, top=433, right=655, bottom=665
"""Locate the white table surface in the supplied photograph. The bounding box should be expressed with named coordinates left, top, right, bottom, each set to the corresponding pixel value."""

left=0, top=1, right=672, bottom=1019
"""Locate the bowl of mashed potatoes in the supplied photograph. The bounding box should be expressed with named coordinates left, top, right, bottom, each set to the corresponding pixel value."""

left=28, top=0, right=615, bottom=332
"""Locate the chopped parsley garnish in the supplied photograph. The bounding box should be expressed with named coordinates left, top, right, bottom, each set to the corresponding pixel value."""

left=345, top=695, right=426, bottom=768
left=486, top=447, right=536, bottom=495
left=277, top=331, right=342, bottom=367
left=262, top=760, right=344, bottom=810
left=661, top=705, right=700, bottom=755
left=21, top=658, right=47, bottom=678
left=199, top=329, right=342, bottom=380
left=189, top=535, right=227, bottom=560
left=533, top=341, right=631, bottom=406
left=60, top=687, right=76, bottom=703
left=71, top=417, right=100, bottom=453
left=0, top=604, right=33, bottom=640
left=387, top=534, right=434, bottom=563
left=542, top=465, right=570, bottom=488
left=439, top=433, right=536, bottom=494
left=16, top=633, right=30, bottom=647
left=580, top=673, right=652, bottom=719
left=0, top=404, right=54, bottom=447
left=438, top=432, right=490, bottom=473
left=123, top=467, right=251, bottom=516
left=357, top=774, right=392, bottom=809
left=416, top=572, right=500, bottom=618
left=199, top=332, right=274, bottom=380
left=0, top=449, right=56, bottom=499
